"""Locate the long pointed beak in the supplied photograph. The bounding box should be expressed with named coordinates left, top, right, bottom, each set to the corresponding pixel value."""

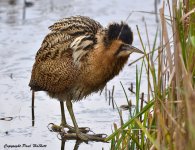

left=121, top=44, right=144, bottom=54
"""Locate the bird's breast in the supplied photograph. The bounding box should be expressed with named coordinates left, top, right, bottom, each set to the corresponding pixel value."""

left=78, top=59, right=113, bottom=94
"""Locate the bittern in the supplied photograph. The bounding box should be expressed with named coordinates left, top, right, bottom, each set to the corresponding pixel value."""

left=29, top=16, right=143, bottom=141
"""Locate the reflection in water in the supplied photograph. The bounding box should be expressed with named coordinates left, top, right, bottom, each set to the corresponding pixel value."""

left=6, top=9, right=18, bottom=24
left=23, top=0, right=34, bottom=20
left=24, top=0, right=34, bottom=7
left=9, top=0, right=18, bottom=5
left=1, top=0, right=20, bottom=24
left=0, top=117, right=14, bottom=121
left=60, top=139, right=83, bottom=150
left=0, top=0, right=35, bottom=23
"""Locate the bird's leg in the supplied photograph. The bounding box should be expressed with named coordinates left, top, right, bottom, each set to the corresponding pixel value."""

left=49, top=102, right=89, bottom=133
left=60, top=101, right=89, bottom=133
left=50, top=101, right=106, bottom=141
left=66, top=100, right=88, bottom=141
left=64, top=100, right=107, bottom=141
left=51, top=102, right=90, bottom=133
left=60, top=101, right=67, bottom=126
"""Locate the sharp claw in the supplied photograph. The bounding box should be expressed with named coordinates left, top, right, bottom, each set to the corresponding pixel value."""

left=47, top=123, right=55, bottom=132
left=48, top=123, right=64, bottom=132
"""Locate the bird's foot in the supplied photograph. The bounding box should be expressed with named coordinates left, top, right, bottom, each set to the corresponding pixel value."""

left=47, top=123, right=63, bottom=132
left=59, top=132, right=107, bottom=142
left=47, top=123, right=90, bottom=133
left=48, top=123, right=107, bottom=142
left=63, top=124, right=90, bottom=134
left=77, top=132, right=89, bottom=141
left=77, top=132, right=107, bottom=142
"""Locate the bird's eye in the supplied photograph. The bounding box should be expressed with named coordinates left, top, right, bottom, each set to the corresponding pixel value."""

left=115, top=43, right=144, bottom=58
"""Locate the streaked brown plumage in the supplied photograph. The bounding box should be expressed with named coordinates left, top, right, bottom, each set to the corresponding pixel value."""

left=29, top=16, right=143, bottom=141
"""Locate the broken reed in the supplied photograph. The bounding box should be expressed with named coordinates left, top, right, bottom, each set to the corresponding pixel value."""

left=106, top=0, right=195, bottom=150
left=104, top=85, right=115, bottom=109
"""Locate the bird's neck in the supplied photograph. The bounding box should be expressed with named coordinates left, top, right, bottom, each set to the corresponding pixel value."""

left=81, top=48, right=128, bottom=88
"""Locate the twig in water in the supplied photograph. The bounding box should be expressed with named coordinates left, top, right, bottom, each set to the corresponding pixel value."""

left=105, top=85, right=107, bottom=101
left=128, top=83, right=135, bottom=94
left=22, top=0, right=26, bottom=20
left=0, top=117, right=14, bottom=121
left=32, top=90, right=35, bottom=127
left=109, top=90, right=111, bottom=106
left=111, top=85, right=115, bottom=109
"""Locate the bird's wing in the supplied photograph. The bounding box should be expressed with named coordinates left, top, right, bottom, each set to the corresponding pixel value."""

left=29, top=16, right=103, bottom=92
left=29, top=57, right=78, bottom=92
left=35, top=16, right=103, bottom=62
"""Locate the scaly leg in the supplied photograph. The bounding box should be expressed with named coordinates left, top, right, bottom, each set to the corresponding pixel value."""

left=60, top=101, right=67, bottom=126
left=49, top=102, right=89, bottom=133
left=50, top=101, right=106, bottom=141
left=66, top=100, right=88, bottom=141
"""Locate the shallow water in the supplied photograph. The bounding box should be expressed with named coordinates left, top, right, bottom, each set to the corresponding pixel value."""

left=0, top=0, right=159, bottom=149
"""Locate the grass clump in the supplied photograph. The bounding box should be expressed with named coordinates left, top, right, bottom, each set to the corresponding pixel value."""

left=106, top=0, right=195, bottom=149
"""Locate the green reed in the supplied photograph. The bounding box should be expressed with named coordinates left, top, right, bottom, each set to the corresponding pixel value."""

left=106, top=1, right=195, bottom=149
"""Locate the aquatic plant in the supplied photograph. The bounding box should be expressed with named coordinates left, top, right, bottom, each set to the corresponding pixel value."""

left=106, top=0, right=195, bottom=149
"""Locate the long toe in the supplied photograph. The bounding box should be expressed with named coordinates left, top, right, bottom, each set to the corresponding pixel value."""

left=68, top=127, right=90, bottom=134
left=61, top=124, right=90, bottom=134
left=57, top=130, right=107, bottom=142
left=77, top=133, right=89, bottom=141
left=78, top=127, right=90, bottom=133
left=60, top=122, right=67, bottom=127
left=48, top=123, right=63, bottom=132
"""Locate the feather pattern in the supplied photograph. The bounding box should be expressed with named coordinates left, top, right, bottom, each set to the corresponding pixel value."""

left=35, top=16, right=102, bottom=62
left=29, top=16, right=104, bottom=94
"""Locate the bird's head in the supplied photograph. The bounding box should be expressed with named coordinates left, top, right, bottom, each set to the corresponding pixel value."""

left=103, top=22, right=143, bottom=58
